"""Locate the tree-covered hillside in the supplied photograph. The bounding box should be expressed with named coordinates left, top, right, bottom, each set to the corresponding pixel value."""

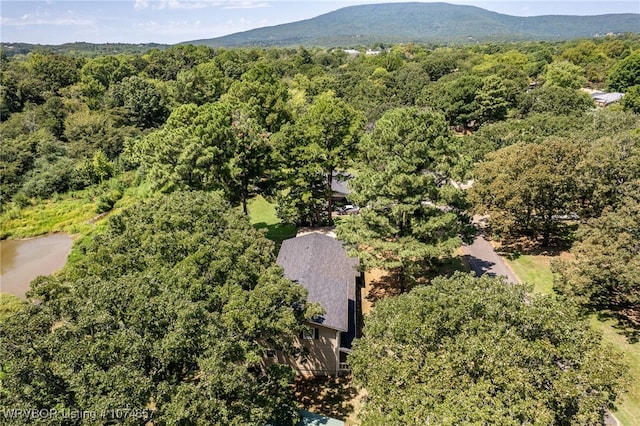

left=187, top=2, right=640, bottom=47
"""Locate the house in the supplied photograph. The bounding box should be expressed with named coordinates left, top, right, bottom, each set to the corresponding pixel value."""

left=270, top=232, right=361, bottom=376
left=330, top=171, right=353, bottom=201
left=591, top=91, right=624, bottom=107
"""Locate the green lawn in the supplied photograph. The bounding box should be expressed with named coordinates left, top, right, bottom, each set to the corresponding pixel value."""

left=507, top=255, right=640, bottom=425
left=507, top=255, right=555, bottom=295
left=246, top=195, right=297, bottom=249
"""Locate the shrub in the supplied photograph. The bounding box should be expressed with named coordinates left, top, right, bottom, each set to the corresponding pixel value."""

left=95, top=189, right=122, bottom=213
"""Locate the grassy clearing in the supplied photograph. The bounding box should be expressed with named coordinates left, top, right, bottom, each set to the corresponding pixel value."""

left=246, top=195, right=297, bottom=249
left=0, top=293, right=25, bottom=322
left=507, top=255, right=555, bottom=295
left=0, top=191, right=97, bottom=239
left=506, top=255, right=640, bottom=425
left=0, top=177, right=155, bottom=241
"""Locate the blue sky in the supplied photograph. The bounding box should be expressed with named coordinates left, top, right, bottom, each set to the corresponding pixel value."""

left=1, top=0, right=639, bottom=45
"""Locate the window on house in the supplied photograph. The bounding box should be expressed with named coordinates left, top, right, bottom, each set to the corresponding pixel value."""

left=265, top=349, right=277, bottom=358
left=301, top=327, right=319, bottom=340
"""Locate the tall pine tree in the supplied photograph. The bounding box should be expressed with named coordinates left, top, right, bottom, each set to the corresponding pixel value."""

left=336, top=107, right=471, bottom=290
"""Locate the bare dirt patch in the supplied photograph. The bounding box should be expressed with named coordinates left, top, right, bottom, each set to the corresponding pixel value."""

left=362, top=268, right=399, bottom=314
left=293, top=375, right=359, bottom=421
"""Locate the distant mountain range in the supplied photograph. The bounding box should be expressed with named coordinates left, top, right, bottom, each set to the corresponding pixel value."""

left=186, top=2, right=640, bottom=47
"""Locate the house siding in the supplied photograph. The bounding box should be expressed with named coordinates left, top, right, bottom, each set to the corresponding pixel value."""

left=265, top=324, right=340, bottom=376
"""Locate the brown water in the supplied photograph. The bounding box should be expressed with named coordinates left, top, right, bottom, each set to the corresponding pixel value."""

left=0, top=234, right=73, bottom=299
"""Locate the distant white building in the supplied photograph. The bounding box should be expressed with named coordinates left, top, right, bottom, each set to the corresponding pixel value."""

left=582, top=89, right=625, bottom=107
left=343, top=49, right=360, bottom=55
left=591, top=91, right=625, bottom=107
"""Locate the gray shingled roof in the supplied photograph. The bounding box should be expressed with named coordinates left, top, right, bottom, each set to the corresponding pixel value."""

left=331, top=172, right=353, bottom=198
left=276, top=233, right=359, bottom=332
left=592, top=92, right=624, bottom=106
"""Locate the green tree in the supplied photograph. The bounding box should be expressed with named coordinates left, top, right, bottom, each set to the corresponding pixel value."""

left=519, top=86, right=593, bottom=117
left=423, top=74, right=483, bottom=129
left=542, top=60, right=587, bottom=89
left=2, top=58, right=48, bottom=107
left=20, top=157, right=84, bottom=198
left=28, top=51, right=81, bottom=95
left=0, top=63, right=25, bottom=117
left=389, top=62, right=432, bottom=106
left=135, top=102, right=234, bottom=192
left=621, top=84, right=640, bottom=113
left=1, top=191, right=318, bottom=425
left=135, top=100, right=272, bottom=212
left=143, top=45, right=214, bottom=81
left=336, top=108, right=470, bottom=290
left=607, top=52, right=640, bottom=92
left=79, top=55, right=138, bottom=106
left=229, top=109, right=271, bottom=215
left=554, top=185, right=640, bottom=329
left=64, top=109, right=138, bottom=159
left=575, top=129, right=640, bottom=218
left=420, top=48, right=466, bottom=81
left=526, top=45, right=554, bottom=77
left=174, top=61, right=228, bottom=105
left=600, top=39, right=628, bottom=60
left=91, top=150, right=113, bottom=183
left=105, top=75, right=169, bottom=129
left=0, top=293, right=25, bottom=322
left=560, top=40, right=600, bottom=66
left=350, top=273, right=627, bottom=425
left=35, top=96, right=66, bottom=139
left=81, top=54, right=137, bottom=89
left=273, top=91, right=365, bottom=226
left=212, top=48, right=254, bottom=81
left=335, top=67, right=393, bottom=122
left=223, top=61, right=291, bottom=133
left=464, top=113, right=579, bottom=167
left=470, top=137, right=585, bottom=246
left=0, top=133, right=38, bottom=206
left=475, top=75, right=511, bottom=124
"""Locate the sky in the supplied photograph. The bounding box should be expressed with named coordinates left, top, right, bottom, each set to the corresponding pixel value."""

left=1, top=0, right=639, bottom=45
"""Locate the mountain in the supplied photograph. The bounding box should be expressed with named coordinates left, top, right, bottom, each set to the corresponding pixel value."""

left=185, top=2, right=640, bottom=47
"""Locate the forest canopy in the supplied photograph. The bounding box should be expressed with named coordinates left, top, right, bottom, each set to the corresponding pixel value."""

left=1, top=35, right=639, bottom=424
left=0, top=191, right=321, bottom=425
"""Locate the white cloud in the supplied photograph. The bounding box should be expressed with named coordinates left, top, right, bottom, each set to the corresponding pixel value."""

left=134, top=0, right=150, bottom=10
left=0, top=14, right=94, bottom=27
left=133, top=0, right=269, bottom=10
left=131, top=15, right=264, bottom=40
left=223, top=1, right=270, bottom=9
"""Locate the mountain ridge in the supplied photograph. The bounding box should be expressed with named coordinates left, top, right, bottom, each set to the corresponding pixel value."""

left=184, top=2, right=640, bottom=47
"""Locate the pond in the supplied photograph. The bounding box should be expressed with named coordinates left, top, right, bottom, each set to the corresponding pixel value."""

left=1, top=233, right=73, bottom=299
